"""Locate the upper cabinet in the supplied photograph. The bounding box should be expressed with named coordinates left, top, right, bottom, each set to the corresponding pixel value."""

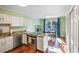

left=0, top=13, right=12, bottom=24
left=0, top=13, right=26, bottom=27
left=11, top=16, right=26, bottom=26
left=11, top=16, right=19, bottom=26
left=19, top=17, right=26, bottom=26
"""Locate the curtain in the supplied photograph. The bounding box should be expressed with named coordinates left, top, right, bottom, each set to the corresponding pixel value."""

left=57, top=18, right=60, bottom=37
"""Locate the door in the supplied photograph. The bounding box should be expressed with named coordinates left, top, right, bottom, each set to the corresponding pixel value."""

left=22, top=34, right=27, bottom=44
left=78, top=21, right=79, bottom=52
left=5, top=36, right=13, bottom=52
left=0, top=14, right=12, bottom=24
left=70, top=10, right=74, bottom=52
left=69, top=6, right=79, bottom=53
left=0, top=14, right=4, bottom=23
left=44, top=19, right=58, bottom=33
left=0, top=39, right=4, bottom=53
left=11, top=16, right=19, bottom=26
left=37, top=36, right=43, bottom=51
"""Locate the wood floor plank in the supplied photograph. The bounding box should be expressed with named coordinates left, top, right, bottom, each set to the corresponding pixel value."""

left=7, top=44, right=42, bottom=53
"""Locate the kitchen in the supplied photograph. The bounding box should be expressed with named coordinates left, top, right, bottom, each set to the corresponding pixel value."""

left=0, top=5, right=67, bottom=53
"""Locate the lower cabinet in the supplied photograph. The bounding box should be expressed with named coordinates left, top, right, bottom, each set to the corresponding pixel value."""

left=0, top=36, right=13, bottom=53
left=22, top=34, right=27, bottom=44
left=37, top=36, right=48, bottom=52
left=4, top=36, right=13, bottom=52
left=37, top=36, right=43, bottom=51
left=0, top=38, right=5, bottom=53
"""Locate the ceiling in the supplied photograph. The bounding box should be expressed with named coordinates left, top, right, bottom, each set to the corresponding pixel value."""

left=0, top=5, right=69, bottom=18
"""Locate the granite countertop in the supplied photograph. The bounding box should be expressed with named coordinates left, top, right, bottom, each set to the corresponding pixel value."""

left=0, top=31, right=45, bottom=39
left=27, top=32, right=37, bottom=36
left=0, top=35, right=11, bottom=39
left=26, top=32, right=45, bottom=37
left=11, top=31, right=26, bottom=35
left=0, top=31, right=24, bottom=39
left=0, top=33, right=11, bottom=38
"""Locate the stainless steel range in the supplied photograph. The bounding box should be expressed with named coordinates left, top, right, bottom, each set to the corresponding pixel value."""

left=27, top=34, right=37, bottom=50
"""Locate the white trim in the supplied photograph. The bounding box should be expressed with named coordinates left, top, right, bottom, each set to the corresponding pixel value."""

left=68, top=5, right=75, bottom=14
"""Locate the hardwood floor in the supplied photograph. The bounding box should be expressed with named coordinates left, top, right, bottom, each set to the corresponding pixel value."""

left=7, top=44, right=43, bottom=53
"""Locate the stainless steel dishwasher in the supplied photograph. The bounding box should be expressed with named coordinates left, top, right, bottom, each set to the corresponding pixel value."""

left=13, top=34, right=22, bottom=48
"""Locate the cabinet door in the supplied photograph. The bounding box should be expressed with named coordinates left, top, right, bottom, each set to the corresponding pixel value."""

left=5, top=36, right=13, bottom=52
left=4, top=14, right=12, bottom=24
left=19, top=17, right=24, bottom=26
left=0, top=39, right=4, bottom=53
left=11, top=16, right=19, bottom=26
left=0, top=14, right=12, bottom=24
left=37, top=36, right=43, bottom=51
left=43, top=36, right=48, bottom=52
left=12, top=16, right=25, bottom=26
left=22, top=34, right=27, bottom=44
left=0, top=14, right=5, bottom=23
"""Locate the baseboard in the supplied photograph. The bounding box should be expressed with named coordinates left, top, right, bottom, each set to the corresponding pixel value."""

left=36, top=49, right=44, bottom=53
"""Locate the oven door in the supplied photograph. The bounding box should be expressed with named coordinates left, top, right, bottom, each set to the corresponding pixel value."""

left=27, top=36, right=37, bottom=50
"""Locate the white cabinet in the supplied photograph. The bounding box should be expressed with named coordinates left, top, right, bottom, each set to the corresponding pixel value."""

left=37, top=35, right=48, bottom=52
left=22, top=34, right=27, bottom=44
left=0, top=13, right=26, bottom=26
left=3, top=14, right=12, bottom=24
left=37, top=36, right=43, bottom=51
left=11, top=16, right=25, bottom=26
left=19, top=17, right=25, bottom=26
left=43, top=36, right=48, bottom=52
left=0, top=14, right=4, bottom=23
left=0, top=14, right=12, bottom=24
left=0, top=38, right=5, bottom=53
left=11, top=16, right=19, bottom=26
left=4, top=36, right=13, bottom=52
left=0, top=36, right=13, bottom=53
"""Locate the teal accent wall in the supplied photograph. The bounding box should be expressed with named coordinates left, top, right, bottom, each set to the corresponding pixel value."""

left=40, top=19, right=44, bottom=33
left=60, top=16, right=66, bottom=37
left=26, top=18, right=45, bottom=33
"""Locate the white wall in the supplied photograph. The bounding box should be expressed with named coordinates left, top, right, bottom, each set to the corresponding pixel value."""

left=0, top=5, right=68, bottom=18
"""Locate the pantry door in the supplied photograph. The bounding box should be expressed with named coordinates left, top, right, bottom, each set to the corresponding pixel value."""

left=70, top=9, right=74, bottom=53
left=69, top=6, right=79, bottom=53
